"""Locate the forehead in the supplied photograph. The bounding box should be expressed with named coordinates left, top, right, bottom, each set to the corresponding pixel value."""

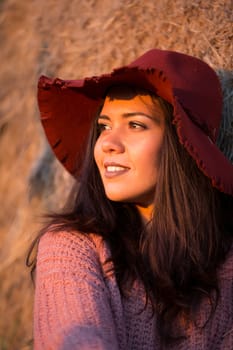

left=101, top=85, right=164, bottom=118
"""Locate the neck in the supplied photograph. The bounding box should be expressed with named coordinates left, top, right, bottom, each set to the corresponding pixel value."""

left=135, top=203, right=154, bottom=225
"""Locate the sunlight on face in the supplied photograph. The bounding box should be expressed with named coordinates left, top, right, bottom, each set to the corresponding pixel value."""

left=94, top=86, right=165, bottom=222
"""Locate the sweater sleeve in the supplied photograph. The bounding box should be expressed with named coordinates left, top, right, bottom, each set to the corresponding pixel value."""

left=34, top=230, right=119, bottom=350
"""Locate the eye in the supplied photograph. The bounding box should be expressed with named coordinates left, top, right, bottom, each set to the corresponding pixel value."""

left=129, top=121, right=147, bottom=130
left=97, top=123, right=111, bottom=133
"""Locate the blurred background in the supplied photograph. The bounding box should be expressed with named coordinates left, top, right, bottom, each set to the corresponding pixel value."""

left=0, top=0, right=232, bottom=348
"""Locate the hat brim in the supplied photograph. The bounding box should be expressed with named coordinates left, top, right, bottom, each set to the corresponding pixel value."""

left=173, top=100, right=233, bottom=194
left=38, top=66, right=233, bottom=196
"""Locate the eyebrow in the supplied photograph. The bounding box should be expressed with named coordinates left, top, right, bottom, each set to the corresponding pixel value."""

left=98, top=112, right=156, bottom=121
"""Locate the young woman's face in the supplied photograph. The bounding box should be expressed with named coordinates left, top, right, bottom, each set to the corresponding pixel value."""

left=94, top=88, right=165, bottom=210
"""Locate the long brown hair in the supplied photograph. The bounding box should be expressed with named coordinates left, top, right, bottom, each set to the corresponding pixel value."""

left=27, top=87, right=233, bottom=343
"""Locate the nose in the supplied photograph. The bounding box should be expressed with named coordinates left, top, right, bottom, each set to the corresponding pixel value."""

left=101, top=130, right=125, bottom=154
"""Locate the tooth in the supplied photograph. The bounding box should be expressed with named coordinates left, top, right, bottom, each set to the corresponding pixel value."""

left=107, top=166, right=125, bottom=172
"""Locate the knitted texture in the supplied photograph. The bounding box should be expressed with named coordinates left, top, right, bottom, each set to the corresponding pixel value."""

left=34, top=230, right=233, bottom=349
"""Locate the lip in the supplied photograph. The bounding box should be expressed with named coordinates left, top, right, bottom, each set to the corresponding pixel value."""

left=103, top=161, right=130, bottom=178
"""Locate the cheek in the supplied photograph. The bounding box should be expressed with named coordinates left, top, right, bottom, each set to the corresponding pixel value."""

left=135, top=137, right=163, bottom=165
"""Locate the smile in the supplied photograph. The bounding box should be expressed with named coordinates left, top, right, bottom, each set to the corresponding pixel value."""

left=104, top=162, right=130, bottom=178
left=106, top=166, right=127, bottom=172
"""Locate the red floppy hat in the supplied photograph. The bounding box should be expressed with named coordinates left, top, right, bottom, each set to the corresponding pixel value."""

left=37, top=48, right=233, bottom=195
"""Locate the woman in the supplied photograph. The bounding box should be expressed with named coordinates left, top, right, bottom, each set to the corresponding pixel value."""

left=29, top=49, right=233, bottom=349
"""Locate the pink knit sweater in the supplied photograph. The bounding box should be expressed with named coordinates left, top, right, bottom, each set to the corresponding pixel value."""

left=34, top=230, right=233, bottom=349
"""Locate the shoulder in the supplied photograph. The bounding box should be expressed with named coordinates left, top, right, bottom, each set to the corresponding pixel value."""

left=38, top=228, right=98, bottom=251
left=34, top=230, right=122, bottom=349
left=36, top=229, right=111, bottom=278
left=38, top=229, right=97, bottom=259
